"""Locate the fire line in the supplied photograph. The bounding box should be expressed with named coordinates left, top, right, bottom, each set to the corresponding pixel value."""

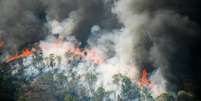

left=5, top=49, right=33, bottom=63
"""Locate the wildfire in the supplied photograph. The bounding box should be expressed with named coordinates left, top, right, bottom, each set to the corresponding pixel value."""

left=68, top=47, right=104, bottom=64
left=39, top=38, right=104, bottom=65
left=6, top=49, right=33, bottom=63
left=139, top=68, right=151, bottom=87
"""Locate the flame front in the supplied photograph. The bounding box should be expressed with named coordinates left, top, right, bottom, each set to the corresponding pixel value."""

left=6, top=49, right=33, bottom=63
left=139, top=68, right=151, bottom=87
left=40, top=37, right=104, bottom=65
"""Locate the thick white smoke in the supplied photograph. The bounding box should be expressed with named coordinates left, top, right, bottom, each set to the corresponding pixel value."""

left=47, top=11, right=80, bottom=35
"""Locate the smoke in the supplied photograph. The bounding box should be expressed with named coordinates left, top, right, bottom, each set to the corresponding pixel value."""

left=0, top=0, right=118, bottom=53
left=113, top=0, right=199, bottom=93
left=41, top=0, right=119, bottom=45
left=0, top=0, right=48, bottom=54
left=0, top=0, right=200, bottom=100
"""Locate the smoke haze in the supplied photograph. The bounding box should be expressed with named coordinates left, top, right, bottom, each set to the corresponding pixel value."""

left=0, top=0, right=201, bottom=100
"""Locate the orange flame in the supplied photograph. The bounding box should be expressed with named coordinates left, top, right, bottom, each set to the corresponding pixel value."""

left=6, top=49, right=33, bottom=63
left=139, top=68, right=151, bottom=86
